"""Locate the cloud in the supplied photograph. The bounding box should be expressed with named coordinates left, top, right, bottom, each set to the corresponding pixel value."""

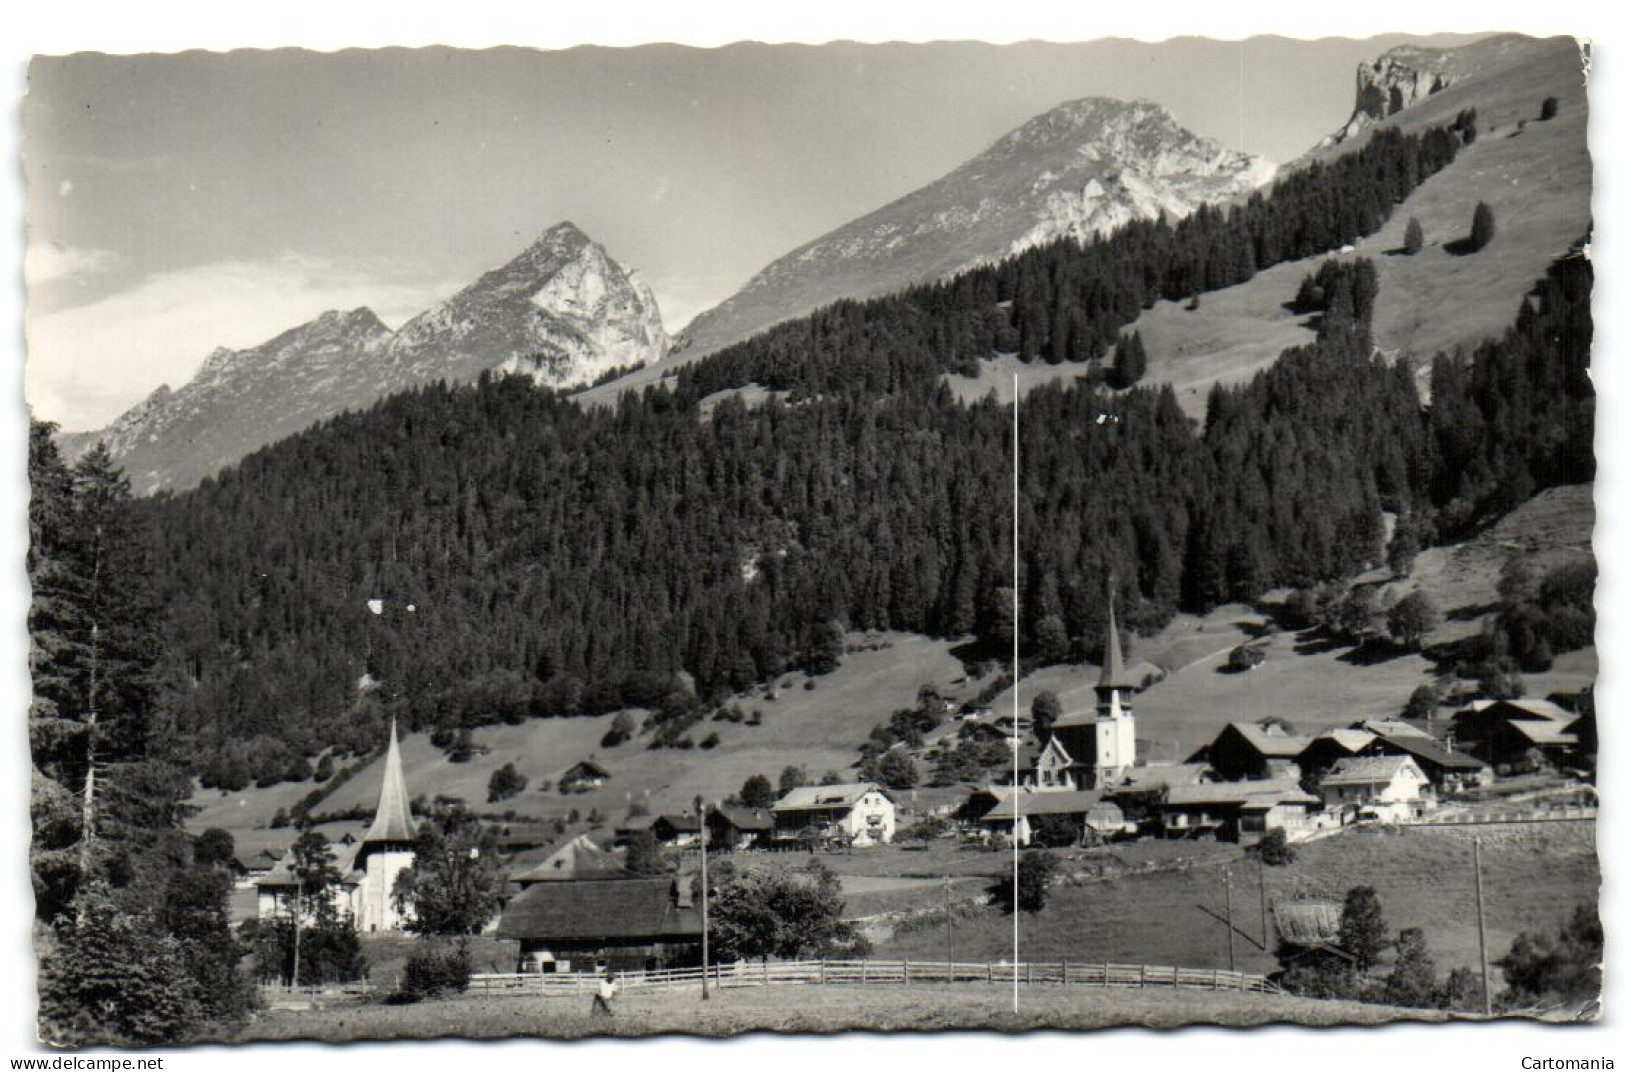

left=25, top=243, right=116, bottom=286
left=26, top=253, right=460, bottom=431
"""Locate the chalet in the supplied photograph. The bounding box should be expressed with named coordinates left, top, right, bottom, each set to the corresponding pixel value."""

left=511, top=834, right=628, bottom=888
left=559, top=759, right=611, bottom=793
left=649, top=813, right=702, bottom=846
left=1318, top=755, right=1433, bottom=822
left=1476, top=717, right=1581, bottom=772
left=771, top=782, right=896, bottom=846
left=1110, top=763, right=1215, bottom=823
left=1364, top=730, right=1490, bottom=792
left=1450, top=699, right=1573, bottom=755
left=980, top=789, right=1127, bottom=846
left=706, top=806, right=774, bottom=851
left=496, top=875, right=701, bottom=974
left=1296, top=730, right=1378, bottom=780
left=953, top=786, right=1014, bottom=826
left=1201, top=722, right=1311, bottom=781
left=1017, top=737, right=1078, bottom=792
left=1160, top=778, right=1318, bottom=843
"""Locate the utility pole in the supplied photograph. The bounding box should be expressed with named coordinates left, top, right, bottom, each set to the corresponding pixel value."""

left=1224, top=868, right=1236, bottom=972
left=696, top=795, right=711, bottom=1001
left=1258, top=853, right=1269, bottom=952
left=291, top=876, right=303, bottom=990
left=1474, top=837, right=1492, bottom=1016
left=947, top=884, right=956, bottom=983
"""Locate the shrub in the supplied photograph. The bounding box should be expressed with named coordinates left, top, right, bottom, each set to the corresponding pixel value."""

left=1540, top=96, right=1560, bottom=121
left=990, top=851, right=1060, bottom=913
left=1470, top=202, right=1497, bottom=252
left=1251, top=828, right=1297, bottom=866
left=486, top=762, right=527, bottom=803
left=394, top=941, right=473, bottom=1003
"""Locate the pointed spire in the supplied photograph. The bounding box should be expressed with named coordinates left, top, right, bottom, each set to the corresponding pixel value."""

left=363, top=717, right=416, bottom=845
left=1097, top=585, right=1133, bottom=692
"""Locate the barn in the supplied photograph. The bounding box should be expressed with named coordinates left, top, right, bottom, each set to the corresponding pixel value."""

left=495, top=875, right=702, bottom=974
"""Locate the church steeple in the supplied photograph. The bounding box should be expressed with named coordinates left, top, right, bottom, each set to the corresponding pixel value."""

left=1095, top=586, right=1134, bottom=720
left=363, top=717, right=416, bottom=846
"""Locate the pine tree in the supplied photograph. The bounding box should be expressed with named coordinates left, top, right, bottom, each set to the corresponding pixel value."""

left=1470, top=202, right=1497, bottom=252
left=1339, top=885, right=1389, bottom=972
left=1404, top=217, right=1425, bottom=255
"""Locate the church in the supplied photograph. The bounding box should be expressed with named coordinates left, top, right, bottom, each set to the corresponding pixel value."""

left=254, top=718, right=419, bottom=932
left=1029, top=593, right=1138, bottom=791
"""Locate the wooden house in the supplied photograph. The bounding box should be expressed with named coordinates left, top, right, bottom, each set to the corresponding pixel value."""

left=771, top=783, right=895, bottom=846
left=979, top=789, right=1127, bottom=846
left=496, top=876, right=701, bottom=974
left=559, top=759, right=611, bottom=793
left=1201, top=722, right=1312, bottom=781
left=706, top=806, right=773, bottom=850
left=1160, top=778, right=1318, bottom=843
left=1318, top=756, right=1433, bottom=822
left=511, top=834, right=629, bottom=888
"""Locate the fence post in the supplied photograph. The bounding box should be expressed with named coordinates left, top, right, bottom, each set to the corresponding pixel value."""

left=861, top=960, right=868, bottom=985
left=903, top=958, right=910, bottom=984
left=820, top=959, right=827, bottom=985
left=1174, top=966, right=1182, bottom=988
left=987, top=961, right=994, bottom=983
left=762, top=959, right=769, bottom=986
left=1140, top=964, right=1147, bottom=988
left=1026, top=961, right=1033, bottom=985
left=1062, top=959, right=1069, bottom=986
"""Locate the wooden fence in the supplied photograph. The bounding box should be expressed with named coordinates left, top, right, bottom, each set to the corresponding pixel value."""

left=467, top=958, right=1278, bottom=995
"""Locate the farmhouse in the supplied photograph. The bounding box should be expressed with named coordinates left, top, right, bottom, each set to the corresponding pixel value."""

left=511, top=834, right=628, bottom=888
left=496, top=875, right=701, bottom=974
left=1476, top=717, right=1581, bottom=772
left=980, top=788, right=1127, bottom=846
left=1044, top=594, right=1138, bottom=789
left=1159, top=778, right=1318, bottom=843
left=771, top=782, right=896, bottom=846
left=1200, top=721, right=1311, bottom=781
left=706, top=806, right=774, bottom=850
left=255, top=718, right=418, bottom=932
left=1318, top=755, right=1433, bottom=822
left=1296, top=729, right=1378, bottom=779
left=559, top=758, right=611, bottom=792
left=953, top=786, right=1015, bottom=826
left=1364, top=729, right=1490, bottom=791
left=649, top=813, right=702, bottom=846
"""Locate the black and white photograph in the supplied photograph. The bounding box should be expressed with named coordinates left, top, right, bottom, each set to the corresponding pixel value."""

left=8, top=4, right=1610, bottom=1054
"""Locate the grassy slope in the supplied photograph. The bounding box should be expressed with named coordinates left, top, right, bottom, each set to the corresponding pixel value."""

left=980, top=484, right=1594, bottom=762
left=188, top=632, right=973, bottom=851
left=947, top=36, right=1589, bottom=421
left=228, top=981, right=1443, bottom=1041
left=879, top=822, right=1598, bottom=986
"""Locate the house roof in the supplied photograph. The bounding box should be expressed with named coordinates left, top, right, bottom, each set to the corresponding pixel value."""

left=1460, top=698, right=1573, bottom=722
left=710, top=807, right=773, bottom=833
left=1506, top=719, right=1580, bottom=746
left=1355, top=719, right=1437, bottom=740
left=363, top=718, right=416, bottom=845
left=1165, top=778, right=1316, bottom=808
left=1319, top=756, right=1421, bottom=787
left=1225, top=722, right=1313, bottom=758
left=772, top=783, right=888, bottom=813
left=983, top=789, right=1107, bottom=822
left=653, top=814, right=701, bottom=834
left=1117, top=763, right=1214, bottom=790
left=1370, top=732, right=1486, bottom=772
left=1305, top=729, right=1377, bottom=755
left=512, top=834, right=629, bottom=885
left=496, top=877, right=701, bottom=941
left=253, top=841, right=363, bottom=889
left=1273, top=899, right=1343, bottom=948
left=563, top=759, right=611, bottom=778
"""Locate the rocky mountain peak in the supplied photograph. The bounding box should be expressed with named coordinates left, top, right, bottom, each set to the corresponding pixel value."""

left=669, top=96, right=1271, bottom=367
left=1322, top=46, right=1462, bottom=146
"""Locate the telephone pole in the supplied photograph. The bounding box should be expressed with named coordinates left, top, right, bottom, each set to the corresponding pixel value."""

left=1474, top=837, right=1492, bottom=1015
left=696, top=795, right=711, bottom=1001
left=1258, top=853, right=1269, bottom=952
left=1224, top=868, right=1236, bottom=972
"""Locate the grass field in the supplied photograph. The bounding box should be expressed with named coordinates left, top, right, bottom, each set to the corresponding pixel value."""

left=877, top=821, right=1598, bottom=987
left=187, top=632, right=978, bottom=858
left=226, top=980, right=1444, bottom=1041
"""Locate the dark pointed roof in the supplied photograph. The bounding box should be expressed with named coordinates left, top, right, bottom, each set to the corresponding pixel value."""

left=1096, top=591, right=1134, bottom=691
left=363, top=718, right=417, bottom=845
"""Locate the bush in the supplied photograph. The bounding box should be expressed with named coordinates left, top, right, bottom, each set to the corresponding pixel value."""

left=1498, top=904, right=1602, bottom=1007
left=1251, top=828, right=1296, bottom=866
left=486, top=762, right=528, bottom=803
left=1403, top=217, right=1424, bottom=255
left=1540, top=96, right=1560, bottom=121
left=1470, top=202, right=1497, bottom=252
left=394, top=941, right=473, bottom=1003
left=990, top=851, right=1060, bottom=913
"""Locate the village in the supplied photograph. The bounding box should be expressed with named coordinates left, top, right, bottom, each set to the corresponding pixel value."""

left=229, top=602, right=1598, bottom=995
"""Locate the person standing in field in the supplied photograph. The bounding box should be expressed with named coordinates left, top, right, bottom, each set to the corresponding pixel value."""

left=591, top=972, right=619, bottom=1018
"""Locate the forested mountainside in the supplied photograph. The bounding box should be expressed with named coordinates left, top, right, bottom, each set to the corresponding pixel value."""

left=30, top=101, right=1573, bottom=791
left=136, top=224, right=1590, bottom=791
left=670, top=115, right=1471, bottom=402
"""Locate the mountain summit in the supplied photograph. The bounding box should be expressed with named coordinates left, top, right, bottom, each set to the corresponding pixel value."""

left=60, top=224, right=667, bottom=494
left=671, top=97, right=1273, bottom=366
left=381, top=221, right=668, bottom=392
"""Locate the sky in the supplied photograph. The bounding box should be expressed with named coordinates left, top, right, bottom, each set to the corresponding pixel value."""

left=23, top=33, right=1488, bottom=430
